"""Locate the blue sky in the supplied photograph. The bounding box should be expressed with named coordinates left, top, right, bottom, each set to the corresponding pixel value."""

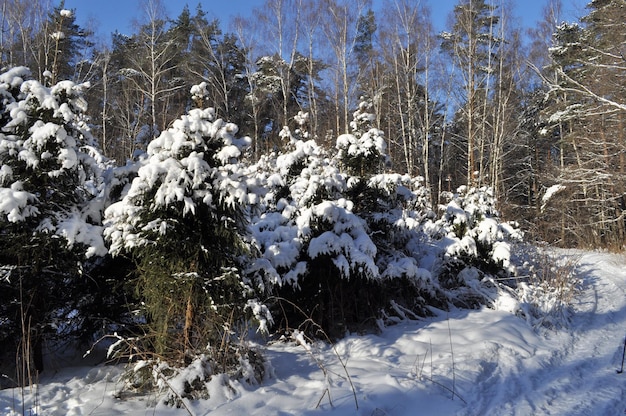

left=62, top=0, right=266, bottom=40
left=61, top=0, right=587, bottom=43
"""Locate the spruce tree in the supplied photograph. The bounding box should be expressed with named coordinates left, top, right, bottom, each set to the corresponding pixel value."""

left=249, top=122, right=382, bottom=338
left=0, top=66, right=106, bottom=376
left=104, top=95, right=254, bottom=364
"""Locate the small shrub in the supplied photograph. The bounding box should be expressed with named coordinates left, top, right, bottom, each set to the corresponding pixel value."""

left=516, top=248, right=581, bottom=328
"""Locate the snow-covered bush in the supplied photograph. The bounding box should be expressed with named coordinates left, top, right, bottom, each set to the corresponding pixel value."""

left=0, top=67, right=109, bottom=374
left=247, top=136, right=386, bottom=337
left=104, top=105, right=265, bottom=368
left=246, top=136, right=346, bottom=290
left=350, top=173, right=445, bottom=316
left=433, top=186, right=523, bottom=308
left=247, top=104, right=525, bottom=337
left=337, top=104, right=445, bottom=320
left=0, top=67, right=107, bottom=255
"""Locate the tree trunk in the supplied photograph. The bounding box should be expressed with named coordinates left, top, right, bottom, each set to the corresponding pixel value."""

left=183, top=291, right=194, bottom=357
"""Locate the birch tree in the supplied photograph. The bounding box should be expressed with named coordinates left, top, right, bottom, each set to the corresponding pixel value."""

left=321, top=0, right=370, bottom=135
left=440, top=0, right=502, bottom=187
left=122, top=0, right=184, bottom=141
left=378, top=0, right=442, bottom=193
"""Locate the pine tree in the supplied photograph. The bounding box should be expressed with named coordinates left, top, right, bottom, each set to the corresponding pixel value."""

left=42, top=4, right=93, bottom=83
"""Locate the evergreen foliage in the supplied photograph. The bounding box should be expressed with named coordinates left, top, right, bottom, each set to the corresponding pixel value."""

left=0, top=66, right=107, bottom=374
left=42, top=4, right=94, bottom=84
left=104, top=102, right=259, bottom=364
left=1, top=0, right=604, bottom=399
left=435, top=186, right=522, bottom=307
left=0, top=64, right=524, bottom=396
left=247, top=102, right=520, bottom=339
left=336, top=100, right=388, bottom=177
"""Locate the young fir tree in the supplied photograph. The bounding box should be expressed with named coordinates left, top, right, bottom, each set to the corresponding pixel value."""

left=339, top=100, right=444, bottom=318
left=248, top=118, right=384, bottom=338
left=0, top=66, right=107, bottom=376
left=104, top=88, right=257, bottom=365
left=336, top=99, right=388, bottom=178
left=434, top=186, right=522, bottom=308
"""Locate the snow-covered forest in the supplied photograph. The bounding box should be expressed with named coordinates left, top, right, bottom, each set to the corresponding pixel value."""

left=1, top=0, right=625, bottom=414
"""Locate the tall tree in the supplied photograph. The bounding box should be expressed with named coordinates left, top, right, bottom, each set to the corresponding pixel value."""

left=185, top=7, right=249, bottom=129
left=0, top=1, right=48, bottom=73
left=0, top=1, right=93, bottom=83
left=440, top=0, right=502, bottom=187
left=321, top=0, right=370, bottom=135
left=121, top=0, right=185, bottom=142
left=40, top=2, right=93, bottom=84
left=297, top=0, right=330, bottom=142
left=539, top=0, right=626, bottom=247
left=503, top=1, right=564, bottom=230
left=377, top=0, right=442, bottom=193
left=485, top=1, right=524, bottom=204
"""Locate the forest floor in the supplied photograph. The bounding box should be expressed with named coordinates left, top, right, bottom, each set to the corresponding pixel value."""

left=1, top=249, right=626, bottom=415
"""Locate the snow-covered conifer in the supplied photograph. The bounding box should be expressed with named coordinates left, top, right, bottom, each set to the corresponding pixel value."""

left=248, top=127, right=394, bottom=336
left=104, top=103, right=260, bottom=363
left=434, top=186, right=523, bottom=307
left=0, top=67, right=108, bottom=373
left=336, top=99, right=388, bottom=177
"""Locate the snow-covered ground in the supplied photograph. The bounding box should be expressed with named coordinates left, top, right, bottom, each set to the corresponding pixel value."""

left=2, top=249, right=626, bottom=415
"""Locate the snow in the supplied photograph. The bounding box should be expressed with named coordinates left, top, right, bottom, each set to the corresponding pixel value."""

left=541, top=184, right=566, bottom=212
left=0, top=66, right=109, bottom=260
left=54, top=208, right=108, bottom=258
left=0, top=181, right=39, bottom=222
left=3, top=249, right=626, bottom=415
left=0, top=66, right=30, bottom=90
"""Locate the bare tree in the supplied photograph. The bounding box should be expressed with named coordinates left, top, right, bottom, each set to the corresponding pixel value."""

left=321, top=0, right=370, bottom=135
left=441, top=0, right=502, bottom=187
left=232, top=15, right=263, bottom=157
left=195, top=23, right=229, bottom=116
left=299, top=0, right=325, bottom=139
left=255, top=0, right=302, bottom=131
left=123, top=0, right=184, bottom=140
left=2, top=0, right=51, bottom=78
left=486, top=0, right=524, bottom=202
left=379, top=0, right=439, bottom=187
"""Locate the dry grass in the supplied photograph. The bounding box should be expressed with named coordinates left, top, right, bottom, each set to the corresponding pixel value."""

left=518, top=249, right=582, bottom=328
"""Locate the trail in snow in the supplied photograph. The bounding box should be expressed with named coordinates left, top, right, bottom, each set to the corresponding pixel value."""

left=2, top=250, right=626, bottom=415
left=461, top=250, right=626, bottom=416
